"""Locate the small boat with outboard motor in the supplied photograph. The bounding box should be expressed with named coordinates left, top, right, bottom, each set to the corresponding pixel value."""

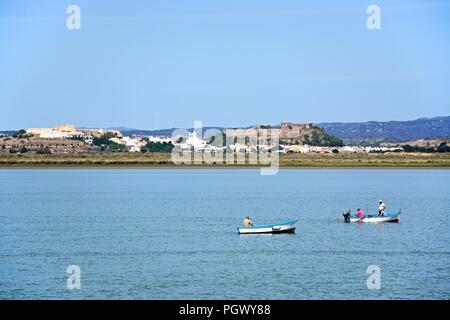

left=342, top=210, right=401, bottom=223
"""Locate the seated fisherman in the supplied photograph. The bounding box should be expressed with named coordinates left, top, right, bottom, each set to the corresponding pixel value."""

left=356, top=208, right=365, bottom=219
left=243, top=216, right=253, bottom=227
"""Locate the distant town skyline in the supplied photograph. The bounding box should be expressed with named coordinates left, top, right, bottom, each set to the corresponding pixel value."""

left=1, top=0, right=449, bottom=130
left=0, top=114, right=448, bottom=131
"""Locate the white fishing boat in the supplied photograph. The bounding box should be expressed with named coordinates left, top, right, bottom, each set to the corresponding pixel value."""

left=237, top=219, right=297, bottom=234
left=343, top=210, right=401, bottom=223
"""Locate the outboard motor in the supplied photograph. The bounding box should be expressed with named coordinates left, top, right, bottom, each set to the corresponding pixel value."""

left=343, top=210, right=351, bottom=223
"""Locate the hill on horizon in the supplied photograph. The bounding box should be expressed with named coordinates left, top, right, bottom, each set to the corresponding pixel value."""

left=2, top=116, right=449, bottom=143
left=112, top=116, right=450, bottom=143
left=318, top=116, right=450, bottom=143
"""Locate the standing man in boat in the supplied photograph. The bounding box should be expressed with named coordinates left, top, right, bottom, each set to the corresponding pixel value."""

left=243, top=216, right=253, bottom=227
left=378, top=200, right=386, bottom=216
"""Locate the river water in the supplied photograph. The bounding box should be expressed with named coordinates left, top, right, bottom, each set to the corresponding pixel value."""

left=0, top=169, right=449, bottom=299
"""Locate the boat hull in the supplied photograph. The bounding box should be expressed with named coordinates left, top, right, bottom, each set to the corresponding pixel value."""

left=349, top=212, right=401, bottom=223
left=237, top=220, right=297, bottom=234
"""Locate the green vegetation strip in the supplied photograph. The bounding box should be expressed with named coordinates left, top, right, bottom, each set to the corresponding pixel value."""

left=1, top=153, right=449, bottom=168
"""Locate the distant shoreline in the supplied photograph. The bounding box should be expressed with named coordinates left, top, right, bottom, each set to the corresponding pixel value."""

left=1, top=152, right=449, bottom=169
left=1, top=164, right=449, bottom=170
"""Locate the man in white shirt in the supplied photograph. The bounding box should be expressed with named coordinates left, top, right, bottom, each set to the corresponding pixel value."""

left=378, top=200, right=386, bottom=216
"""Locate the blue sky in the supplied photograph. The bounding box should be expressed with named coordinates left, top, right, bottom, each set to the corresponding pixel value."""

left=0, top=0, right=449, bottom=130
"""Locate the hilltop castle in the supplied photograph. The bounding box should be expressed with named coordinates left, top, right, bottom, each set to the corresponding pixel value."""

left=225, top=122, right=316, bottom=145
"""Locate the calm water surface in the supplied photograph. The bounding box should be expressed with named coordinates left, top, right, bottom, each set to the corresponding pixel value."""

left=0, top=169, right=449, bottom=299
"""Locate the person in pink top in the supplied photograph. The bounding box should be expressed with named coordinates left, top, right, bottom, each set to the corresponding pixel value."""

left=356, top=208, right=365, bottom=219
